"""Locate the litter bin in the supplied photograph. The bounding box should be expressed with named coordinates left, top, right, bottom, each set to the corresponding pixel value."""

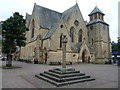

left=34, top=59, right=38, bottom=64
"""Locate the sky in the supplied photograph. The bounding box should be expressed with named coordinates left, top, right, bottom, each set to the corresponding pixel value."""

left=0, top=0, right=119, bottom=42
left=118, top=1, right=120, bottom=37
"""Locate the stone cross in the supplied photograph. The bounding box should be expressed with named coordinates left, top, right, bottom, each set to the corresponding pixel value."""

left=62, top=35, right=68, bottom=68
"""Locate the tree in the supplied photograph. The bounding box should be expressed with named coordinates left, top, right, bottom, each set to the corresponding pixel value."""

left=112, top=39, right=120, bottom=52
left=2, top=12, right=28, bottom=66
left=114, top=43, right=120, bottom=52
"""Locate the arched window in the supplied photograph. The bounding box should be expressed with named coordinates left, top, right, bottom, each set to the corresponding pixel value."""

left=78, top=29, right=82, bottom=42
left=94, top=13, right=97, bottom=19
left=31, top=19, right=35, bottom=38
left=70, top=27, right=75, bottom=42
left=60, top=34, right=62, bottom=48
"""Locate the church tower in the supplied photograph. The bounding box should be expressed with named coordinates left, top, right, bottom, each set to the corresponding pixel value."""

left=87, top=6, right=111, bottom=63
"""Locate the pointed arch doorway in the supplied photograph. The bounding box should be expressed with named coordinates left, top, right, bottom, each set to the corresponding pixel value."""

left=81, top=49, right=91, bottom=63
left=81, top=49, right=88, bottom=63
left=79, top=44, right=91, bottom=63
left=82, top=51, right=85, bottom=63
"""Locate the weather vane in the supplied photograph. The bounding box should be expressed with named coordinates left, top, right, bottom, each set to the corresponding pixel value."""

left=95, top=2, right=97, bottom=7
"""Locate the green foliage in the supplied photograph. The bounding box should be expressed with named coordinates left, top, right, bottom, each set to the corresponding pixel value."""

left=0, top=66, right=22, bottom=69
left=112, top=42, right=120, bottom=52
left=2, top=12, right=28, bottom=53
left=0, top=38, right=2, bottom=47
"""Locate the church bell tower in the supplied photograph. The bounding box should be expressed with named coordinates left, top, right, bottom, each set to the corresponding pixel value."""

left=87, top=6, right=111, bottom=63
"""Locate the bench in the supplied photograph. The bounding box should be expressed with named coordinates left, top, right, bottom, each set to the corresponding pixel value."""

left=49, top=61, right=61, bottom=65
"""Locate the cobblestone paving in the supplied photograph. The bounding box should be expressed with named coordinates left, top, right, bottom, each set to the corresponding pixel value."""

left=1, top=61, right=118, bottom=88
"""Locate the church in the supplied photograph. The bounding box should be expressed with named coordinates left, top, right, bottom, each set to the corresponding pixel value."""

left=20, top=3, right=112, bottom=64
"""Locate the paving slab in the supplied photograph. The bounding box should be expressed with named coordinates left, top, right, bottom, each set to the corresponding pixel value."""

left=1, top=61, right=118, bottom=88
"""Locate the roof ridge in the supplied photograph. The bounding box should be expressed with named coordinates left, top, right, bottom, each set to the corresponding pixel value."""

left=35, top=4, right=62, bottom=15
left=34, top=4, right=62, bottom=29
left=61, top=4, right=77, bottom=21
left=62, top=4, right=76, bottom=14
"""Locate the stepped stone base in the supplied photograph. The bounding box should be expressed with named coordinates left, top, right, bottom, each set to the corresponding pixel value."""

left=35, top=67, right=95, bottom=87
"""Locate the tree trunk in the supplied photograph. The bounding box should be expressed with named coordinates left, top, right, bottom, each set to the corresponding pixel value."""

left=6, top=53, right=12, bottom=67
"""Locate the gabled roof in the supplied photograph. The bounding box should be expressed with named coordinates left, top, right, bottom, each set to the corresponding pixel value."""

left=42, top=21, right=60, bottom=40
left=42, top=4, right=77, bottom=40
left=61, top=4, right=76, bottom=21
left=88, top=6, right=105, bottom=16
left=88, top=46, right=94, bottom=54
left=71, top=42, right=82, bottom=52
left=35, top=4, right=62, bottom=29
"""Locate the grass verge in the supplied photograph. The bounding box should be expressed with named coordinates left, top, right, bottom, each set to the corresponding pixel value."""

left=0, top=66, right=22, bottom=69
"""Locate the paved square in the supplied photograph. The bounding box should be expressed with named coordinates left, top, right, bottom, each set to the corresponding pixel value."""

left=2, top=61, right=118, bottom=88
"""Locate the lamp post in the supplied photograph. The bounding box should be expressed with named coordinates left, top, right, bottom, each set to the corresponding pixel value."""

left=118, top=37, right=120, bottom=43
left=62, top=35, right=68, bottom=68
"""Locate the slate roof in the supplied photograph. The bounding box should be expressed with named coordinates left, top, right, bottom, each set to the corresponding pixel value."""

left=88, top=46, right=94, bottom=54
left=35, top=5, right=62, bottom=29
left=71, top=42, right=82, bottom=52
left=42, top=21, right=60, bottom=40
left=87, top=19, right=109, bottom=26
left=26, top=13, right=31, bottom=27
left=88, top=6, right=105, bottom=16
left=71, top=43, right=95, bottom=53
left=61, top=4, right=76, bottom=21
left=42, top=4, right=77, bottom=40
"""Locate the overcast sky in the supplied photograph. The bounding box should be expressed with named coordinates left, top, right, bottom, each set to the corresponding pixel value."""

left=0, top=0, right=119, bottom=42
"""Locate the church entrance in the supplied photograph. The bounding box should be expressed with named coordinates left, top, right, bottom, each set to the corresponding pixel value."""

left=43, top=47, right=48, bottom=64
left=82, top=51, right=85, bottom=63
left=44, top=53, right=47, bottom=64
left=79, top=44, right=91, bottom=63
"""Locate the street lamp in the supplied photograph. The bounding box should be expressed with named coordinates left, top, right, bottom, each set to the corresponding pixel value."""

left=62, top=35, right=68, bottom=68
left=118, top=37, right=120, bottom=43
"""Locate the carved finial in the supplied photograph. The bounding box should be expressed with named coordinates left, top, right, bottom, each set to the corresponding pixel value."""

left=95, top=2, right=97, bottom=7
left=34, top=2, right=36, bottom=5
left=76, top=0, right=77, bottom=4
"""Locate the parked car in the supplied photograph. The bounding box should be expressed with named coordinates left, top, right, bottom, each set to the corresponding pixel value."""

left=1, top=57, right=7, bottom=61
left=0, top=56, right=2, bottom=60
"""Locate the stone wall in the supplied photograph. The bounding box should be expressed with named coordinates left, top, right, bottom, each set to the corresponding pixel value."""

left=46, top=50, right=79, bottom=64
left=20, top=40, right=37, bottom=60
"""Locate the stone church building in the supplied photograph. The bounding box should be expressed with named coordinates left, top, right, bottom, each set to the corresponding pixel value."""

left=20, top=3, right=112, bottom=64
